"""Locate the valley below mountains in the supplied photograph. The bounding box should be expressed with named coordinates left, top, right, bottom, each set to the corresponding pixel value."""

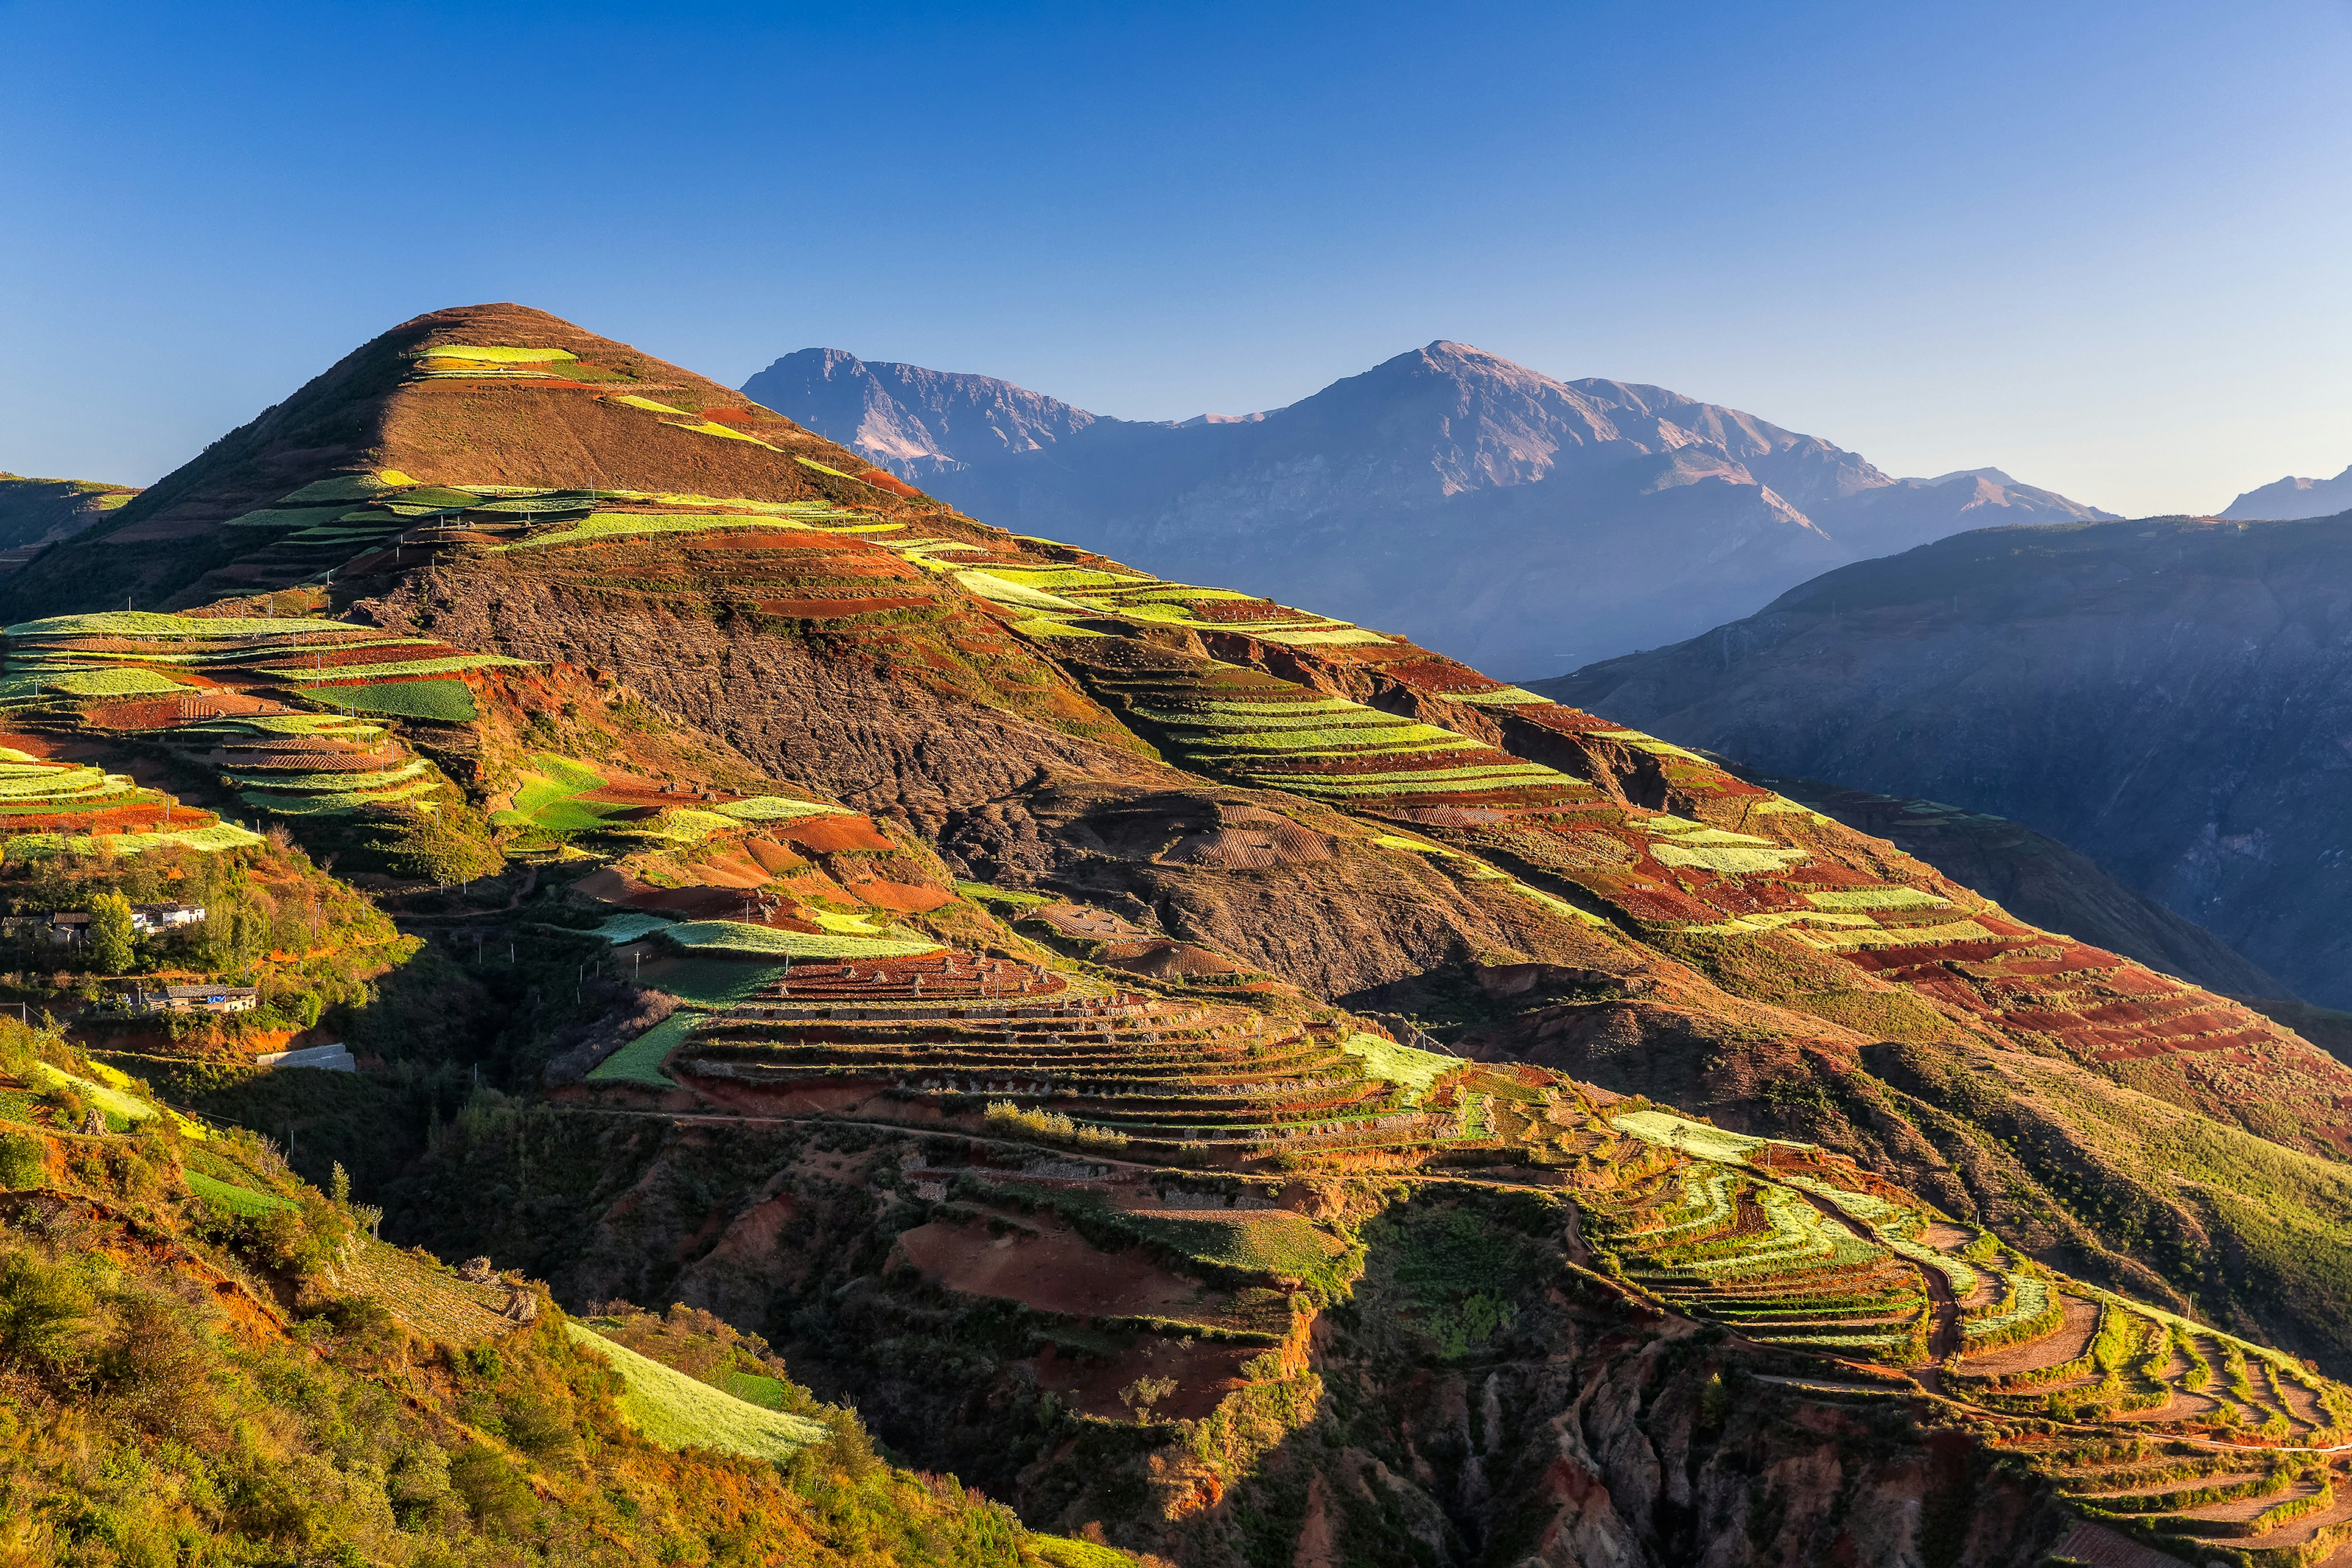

left=743, top=344, right=2113, bottom=677
left=5, top=305, right=2352, bottom=1568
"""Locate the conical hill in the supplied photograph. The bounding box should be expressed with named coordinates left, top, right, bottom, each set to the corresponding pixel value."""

left=0, top=303, right=920, bottom=618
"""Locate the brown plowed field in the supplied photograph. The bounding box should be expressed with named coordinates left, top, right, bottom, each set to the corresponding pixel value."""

left=896, top=1216, right=1204, bottom=1317
left=1953, top=1294, right=2101, bottom=1377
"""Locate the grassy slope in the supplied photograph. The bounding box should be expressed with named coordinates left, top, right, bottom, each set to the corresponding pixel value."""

left=564, top=1322, right=827, bottom=1458
left=0, top=1020, right=1128, bottom=1568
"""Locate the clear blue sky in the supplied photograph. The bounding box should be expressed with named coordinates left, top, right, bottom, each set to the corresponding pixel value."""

left=5, top=0, right=2349, bottom=515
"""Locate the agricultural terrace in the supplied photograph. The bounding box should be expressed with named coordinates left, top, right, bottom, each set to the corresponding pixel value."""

left=1585, top=1106, right=2352, bottom=1559
left=1000, top=570, right=2340, bottom=1105
left=1069, top=650, right=1594, bottom=815
left=0, top=742, right=258, bottom=857
left=912, top=548, right=1394, bottom=648
left=0, top=611, right=529, bottom=821
left=495, top=750, right=853, bottom=848
left=597, top=944, right=1600, bottom=1169
left=165, top=439, right=909, bottom=599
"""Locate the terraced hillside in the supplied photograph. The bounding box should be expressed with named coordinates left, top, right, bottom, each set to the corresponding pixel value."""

left=22, top=302, right=2352, bottom=1568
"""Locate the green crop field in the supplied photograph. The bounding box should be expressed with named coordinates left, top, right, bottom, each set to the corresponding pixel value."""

left=954, top=570, right=1088, bottom=611
left=1613, top=1109, right=1798, bottom=1165
left=1337, top=1033, right=1455, bottom=1104
left=5, top=823, right=263, bottom=857
left=708, top=796, right=853, bottom=823
left=1254, top=627, right=1394, bottom=646
left=0, top=764, right=115, bottom=798
left=184, top=1169, right=295, bottom=1216
left=587, top=1011, right=705, bottom=1087
left=981, top=567, right=1156, bottom=590
left=7, top=611, right=350, bottom=639
left=241, top=778, right=441, bottom=815
left=563, top=1324, right=825, bottom=1461
left=45, top=668, right=189, bottom=696
left=1130, top=705, right=1411, bottom=732
left=277, top=654, right=530, bottom=683
left=663, top=921, right=943, bottom=959
left=1131, top=1208, right=1348, bottom=1282
left=1186, top=723, right=1476, bottom=753
left=1247, top=767, right=1570, bottom=796
left=222, top=504, right=366, bottom=530
left=233, top=760, right=431, bottom=793
left=496, top=509, right=868, bottom=551
left=501, top=754, right=633, bottom=834
left=322, top=679, right=477, bottom=722
left=275, top=475, right=400, bottom=503
left=639, top=959, right=790, bottom=1008
left=418, top=344, right=578, bottom=364
left=1803, top=887, right=1950, bottom=911
left=591, top=912, right=677, bottom=945
left=666, top=420, right=781, bottom=450
left=29, top=1061, right=206, bottom=1138
left=1649, top=840, right=1814, bottom=873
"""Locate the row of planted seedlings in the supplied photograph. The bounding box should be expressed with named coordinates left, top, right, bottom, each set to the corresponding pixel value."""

left=1070, top=657, right=1594, bottom=812
left=2044, top=1440, right=2349, bottom=1562
left=1947, top=1287, right=2352, bottom=1441
left=1594, top=1157, right=1932, bottom=1363
left=684, top=1004, right=1408, bottom=1145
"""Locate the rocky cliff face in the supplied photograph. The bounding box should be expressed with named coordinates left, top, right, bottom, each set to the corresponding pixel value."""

left=1543, top=513, right=2352, bottom=1009
left=744, top=342, right=2111, bottom=675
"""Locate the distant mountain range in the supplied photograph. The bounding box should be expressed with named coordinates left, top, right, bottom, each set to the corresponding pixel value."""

left=2223, top=462, right=2352, bottom=520
left=1540, top=513, right=2352, bottom=1009
left=744, top=342, right=2114, bottom=674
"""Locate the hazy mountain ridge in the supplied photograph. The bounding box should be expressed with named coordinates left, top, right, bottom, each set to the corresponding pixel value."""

left=1542, top=511, right=2352, bottom=1008
left=2224, top=461, right=2352, bottom=519
left=746, top=342, right=2113, bottom=674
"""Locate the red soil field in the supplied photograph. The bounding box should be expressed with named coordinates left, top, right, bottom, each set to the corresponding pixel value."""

left=856, top=471, right=925, bottom=500
left=1602, top=885, right=1724, bottom=922
left=1375, top=657, right=1498, bottom=693
left=1845, top=938, right=2030, bottom=971
left=839, top=876, right=954, bottom=913
left=774, top=815, right=895, bottom=853
left=0, top=802, right=211, bottom=834
left=1777, top=864, right=1888, bottom=889
left=741, top=837, right=810, bottom=875
left=753, top=595, right=932, bottom=618
left=895, top=1215, right=1204, bottom=1318
left=252, top=643, right=462, bottom=671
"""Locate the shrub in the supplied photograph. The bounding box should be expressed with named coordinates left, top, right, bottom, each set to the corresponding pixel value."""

left=982, top=1099, right=1130, bottom=1150
left=448, top=1440, right=533, bottom=1534
left=379, top=805, right=503, bottom=883
left=0, top=1248, right=94, bottom=1371
left=0, top=1131, right=43, bottom=1188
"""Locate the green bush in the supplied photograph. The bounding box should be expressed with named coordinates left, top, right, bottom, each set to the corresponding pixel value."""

left=448, top=1439, right=533, bottom=1534
left=379, top=804, right=503, bottom=883
left=0, top=1131, right=42, bottom=1188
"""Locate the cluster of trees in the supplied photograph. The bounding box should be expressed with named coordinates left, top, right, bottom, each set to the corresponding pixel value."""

left=0, top=834, right=404, bottom=1029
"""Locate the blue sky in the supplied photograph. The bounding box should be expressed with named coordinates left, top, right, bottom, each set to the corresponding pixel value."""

left=4, top=0, right=2349, bottom=514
